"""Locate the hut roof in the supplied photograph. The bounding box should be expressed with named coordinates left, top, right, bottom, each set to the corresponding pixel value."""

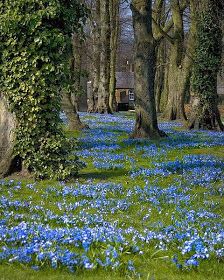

left=116, top=72, right=134, bottom=89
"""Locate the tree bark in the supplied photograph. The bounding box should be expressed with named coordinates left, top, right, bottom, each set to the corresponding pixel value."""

left=72, top=34, right=83, bottom=112
left=88, top=0, right=101, bottom=113
left=109, top=0, right=120, bottom=113
left=188, top=96, right=224, bottom=131
left=61, top=35, right=88, bottom=130
left=153, top=0, right=166, bottom=113
left=0, top=93, right=17, bottom=177
left=163, top=49, right=189, bottom=120
left=96, top=0, right=111, bottom=113
left=162, top=0, right=189, bottom=120
left=155, top=42, right=166, bottom=113
left=131, top=0, right=166, bottom=139
left=62, top=92, right=88, bottom=130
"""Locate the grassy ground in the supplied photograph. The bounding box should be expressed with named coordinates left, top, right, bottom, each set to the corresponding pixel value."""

left=0, top=112, right=224, bottom=280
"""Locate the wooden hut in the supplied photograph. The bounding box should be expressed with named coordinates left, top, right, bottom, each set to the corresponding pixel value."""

left=115, top=72, right=135, bottom=111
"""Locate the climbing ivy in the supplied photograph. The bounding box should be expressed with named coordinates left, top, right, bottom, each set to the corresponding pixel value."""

left=191, top=5, right=222, bottom=113
left=0, top=0, right=87, bottom=179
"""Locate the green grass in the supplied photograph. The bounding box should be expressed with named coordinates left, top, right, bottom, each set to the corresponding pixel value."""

left=0, top=114, right=224, bottom=280
left=0, top=258, right=224, bottom=280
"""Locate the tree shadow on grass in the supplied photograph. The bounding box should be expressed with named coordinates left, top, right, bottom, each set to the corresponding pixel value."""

left=78, top=168, right=129, bottom=181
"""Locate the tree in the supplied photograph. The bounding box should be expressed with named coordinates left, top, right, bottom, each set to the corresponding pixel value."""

left=161, top=0, right=191, bottom=121
left=131, top=0, right=166, bottom=139
left=86, top=0, right=120, bottom=114
left=0, top=0, right=87, bottom=179
left=62, top=35, right=88, bottom=130
left=62, top=92, right=87, bottom=130
left=153, top=0, right=167, bottom=113
left=96, top=0, right=111, bottom=113
left=109, top=0, right=120, bottom=112
left=188, top=0, right=224, bottom=131
left=87, top=0, right=101, bottom=112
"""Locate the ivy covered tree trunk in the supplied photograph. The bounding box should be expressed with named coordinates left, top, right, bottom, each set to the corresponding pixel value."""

left=131, top=0, right=166, bottom=139
left=96, top=0, right=111, bottom=113
left=0, top=94, right=17, bottom=177
left=0, top=0, right=86, bottom=179
left=188, top=0, right=224, bottom=131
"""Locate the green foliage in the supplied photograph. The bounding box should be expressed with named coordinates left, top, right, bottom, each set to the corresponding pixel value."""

left=0, top=0, right=87, bottom=179
left=191, top=5, right=222, bottom=110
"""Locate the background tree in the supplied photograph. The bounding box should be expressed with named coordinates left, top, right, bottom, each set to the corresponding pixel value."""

left=0, top=0, right=87, bottom=179
left=153, top=0, right=167, bottom=113
left=117, top=2, right=134, bottom=72
left=87, top=0, right=101, bottom=112
left=96, top=0, right=111, bottom=113
left=86, top=0, right=121, bottom=113
left=109, top=0, right=120, bottom=112
left=62, top=35, right=88, bottom=130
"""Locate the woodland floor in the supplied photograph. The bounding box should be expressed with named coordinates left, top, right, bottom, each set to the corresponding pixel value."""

left=0, top=111, right=224, bottom=280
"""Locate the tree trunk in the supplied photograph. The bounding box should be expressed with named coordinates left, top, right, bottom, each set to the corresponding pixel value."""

left=61, top=36, right=88, bottom=130
left=0, top=94, right=17, bottom=177
left=153, top=0, right=166, bottom=113
left=72, top=35, right=83, bottom=112
left=96, top=0, right=111, bottom=113
left=163, top=47, right=189, bottom=120
left=131, top=0, right=166, bottom=139
left=109, top=0, right=120, bottom=112
left=162, top=0, right=189, bottom=121
left=188, top=96, right=224, bottom=131
left=88, top=0, right=101, bottom=113
left=188, top=0, right=224, bottom=131
left=155, top=40, right=166, bottom=113
left=62, top=92, right=88, bottom=130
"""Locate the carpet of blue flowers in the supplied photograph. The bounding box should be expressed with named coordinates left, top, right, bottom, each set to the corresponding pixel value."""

left=0, top=112, right=223, bottom=278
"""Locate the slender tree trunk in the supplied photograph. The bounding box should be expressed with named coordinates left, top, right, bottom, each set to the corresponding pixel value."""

left=0, top=93, right=17, bottom=177
left=96, top=0, right=111, bottom=113
left=62, top=36, right=88, bottom=130
left=109, top=0, right=120, bottom=112
left=158, top=44, right=170, bottom=112
left=72, top=35, right=83, bottom=111
left=131, top=0, right=166, bottom=139
left=153, top=0, right=166, bottom=113
left=88, top=0, right=100, bottom=113
left=62, top=92, right=88, bottom=130
left=155, top=40, right=166, bottom=113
